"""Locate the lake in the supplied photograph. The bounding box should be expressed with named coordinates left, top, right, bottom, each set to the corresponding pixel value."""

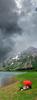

left=0, top=72, right=25, bottom=87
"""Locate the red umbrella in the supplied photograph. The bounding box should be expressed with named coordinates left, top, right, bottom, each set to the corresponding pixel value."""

left=23, top=80, right=32, bottom=86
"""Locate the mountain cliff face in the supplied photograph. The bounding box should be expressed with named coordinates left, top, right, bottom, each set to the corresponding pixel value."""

left=1, top=47, right=37, bottom=71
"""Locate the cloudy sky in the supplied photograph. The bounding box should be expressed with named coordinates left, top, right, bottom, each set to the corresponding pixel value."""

left=0, top=0, right=37, bottom=62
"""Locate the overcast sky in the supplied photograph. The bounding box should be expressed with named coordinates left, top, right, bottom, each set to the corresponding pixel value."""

left=0, top=0, right=37, bottom=62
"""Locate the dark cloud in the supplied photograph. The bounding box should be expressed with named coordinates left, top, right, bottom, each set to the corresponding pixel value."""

left=0, top=0, right=22, bottom=34
left=0, top=0, right=22, bottom=62
left=0, top=30, right=15, bottom=62
left=3, top=23, right=21, bottom=35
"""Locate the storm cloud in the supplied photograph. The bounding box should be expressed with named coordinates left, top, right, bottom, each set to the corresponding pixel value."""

left=0, top=0, right=22, bottom=34
left=0, top=0, right=37, bottom=62
left=0, top=0, right=22, bottom=62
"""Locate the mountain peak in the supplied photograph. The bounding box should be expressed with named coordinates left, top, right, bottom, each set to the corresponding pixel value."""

left=27, top=46, right=37, bottom=50
left=25, top=46, right=37, bottom=56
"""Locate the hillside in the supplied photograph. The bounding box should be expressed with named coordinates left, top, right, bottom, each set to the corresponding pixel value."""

left=0, top=47, right=37, bottom=71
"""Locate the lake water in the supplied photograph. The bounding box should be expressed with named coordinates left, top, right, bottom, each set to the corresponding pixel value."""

left=0, top=72, right=24, bottom=87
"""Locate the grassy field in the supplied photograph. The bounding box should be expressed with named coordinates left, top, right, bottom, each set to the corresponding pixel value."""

left=0, top=72, right=37, bottom=100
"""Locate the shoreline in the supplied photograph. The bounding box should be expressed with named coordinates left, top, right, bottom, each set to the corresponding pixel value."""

left=0, top=76, right=18, bottom=88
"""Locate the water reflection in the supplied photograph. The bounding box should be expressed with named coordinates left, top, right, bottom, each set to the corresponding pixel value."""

left=0, top=72, right=24, bottom=87
left=1, top=77, right=17, bottom=87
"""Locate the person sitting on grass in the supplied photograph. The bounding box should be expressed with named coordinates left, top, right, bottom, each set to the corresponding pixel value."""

left=18, top=80, right=32, bottom=91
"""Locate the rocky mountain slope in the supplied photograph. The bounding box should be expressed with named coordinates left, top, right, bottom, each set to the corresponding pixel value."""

left=1, top=47, right=37, bottom=71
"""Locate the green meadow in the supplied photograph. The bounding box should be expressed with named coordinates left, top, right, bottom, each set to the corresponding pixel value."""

left=0, top=72, right=37, bottom=100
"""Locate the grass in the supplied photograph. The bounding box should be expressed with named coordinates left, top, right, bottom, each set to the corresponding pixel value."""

left=0, top=72, right=37, bottom=100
